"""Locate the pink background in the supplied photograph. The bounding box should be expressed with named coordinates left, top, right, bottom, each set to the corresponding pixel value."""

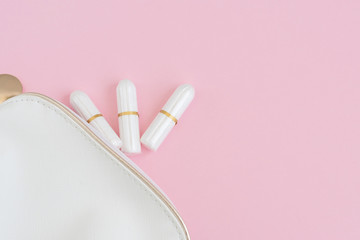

left=1, top=1, right=360, bottom=239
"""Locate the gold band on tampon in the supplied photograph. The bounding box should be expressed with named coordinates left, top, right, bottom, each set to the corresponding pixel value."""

left=160, top=110, right=178, bottom=125
left=118, top=111, right=139, bottom=117
left=87, top=113, right=103, bottom=123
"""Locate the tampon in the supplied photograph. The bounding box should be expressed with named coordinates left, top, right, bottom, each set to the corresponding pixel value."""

left=70, top=91, right=122, bottom=148
left=141, top=84, right=195, bottom=151
left=116, top=80, right=141, bottom=154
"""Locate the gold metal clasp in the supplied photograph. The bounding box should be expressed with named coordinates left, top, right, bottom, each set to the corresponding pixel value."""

left=0, top=74, right=23, bottom=104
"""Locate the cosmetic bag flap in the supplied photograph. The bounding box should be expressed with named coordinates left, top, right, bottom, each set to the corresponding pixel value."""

left=0, top=93, right=189, bottom=240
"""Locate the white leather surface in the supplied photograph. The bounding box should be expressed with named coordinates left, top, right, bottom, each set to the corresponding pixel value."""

left=0, top=94, right=188, bottom=240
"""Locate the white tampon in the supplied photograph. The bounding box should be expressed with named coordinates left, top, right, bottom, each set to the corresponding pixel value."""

left=116, top=80, right=141, bottom=154
left=141, top=84, right=195, bottom=151
left=70, top=91, right=122, bottom=149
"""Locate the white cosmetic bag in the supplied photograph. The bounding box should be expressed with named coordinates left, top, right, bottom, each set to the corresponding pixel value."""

left=0, top=93, right=189, bottom=240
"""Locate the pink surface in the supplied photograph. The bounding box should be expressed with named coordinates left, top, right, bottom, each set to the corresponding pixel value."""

left=1, top=1, right=360, bottom=239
